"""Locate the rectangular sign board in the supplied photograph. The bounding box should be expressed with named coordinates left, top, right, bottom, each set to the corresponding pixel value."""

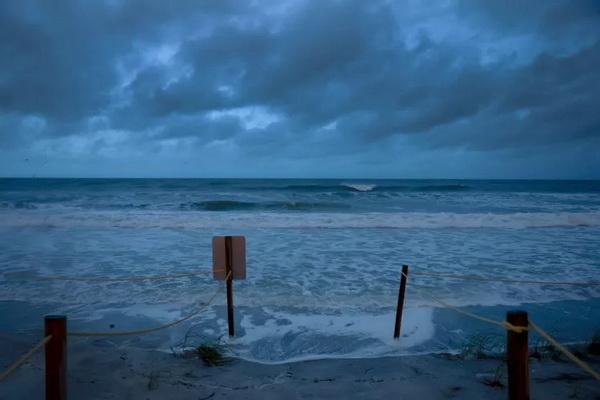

left=212, top=236, right=246, bottom=280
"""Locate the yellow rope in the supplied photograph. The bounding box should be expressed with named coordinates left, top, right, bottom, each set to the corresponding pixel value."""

left=403, top=270, right=599, bottom=379
left=17, top=269, right=224, bottom=283
left=401, top=271, right=527, bottom=333
left=0, top=335, right=52, bottom=382
left=68, top=272, right=229, bottom=337
left=529, top=320, right=600, bottom=382
left=410, top=271, right=600, bottom=286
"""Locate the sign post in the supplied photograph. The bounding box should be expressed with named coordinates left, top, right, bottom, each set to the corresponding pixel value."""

left=45, top=315, right=67, bottom=400
left=507, top=311, right=529, bottom=400
left=394, top=265, right=408, bottom=339
left=225, top=236, right=234, bottom=336
left=213, top=236, right=246, bottom=337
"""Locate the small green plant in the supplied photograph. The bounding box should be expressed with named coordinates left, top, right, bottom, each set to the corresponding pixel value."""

left=461, top=334, right=503, bottom=360
left=531, top=337, right=562, bottom=361
left=569, top=383, right=581, bottom=399
left=484, top=362, right=506, bottom=388
left=170, top=326, right=232, bottom=366
left=587, top=330, right=600, bottom=356
left=196, top=343, right=230, bottom=367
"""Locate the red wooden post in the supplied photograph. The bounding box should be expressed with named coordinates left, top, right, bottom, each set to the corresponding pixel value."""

left=506, top=311, right=529, bottom=400
left=225, top=236, right=235, bottom=336
left=394, top=265, right=409, bottom=339
left=45, top=315, right=67, bottom=400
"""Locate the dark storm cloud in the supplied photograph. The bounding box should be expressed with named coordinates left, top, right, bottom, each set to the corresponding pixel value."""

left=0, top=0, right=599, bottom=177
left=457, top=0, right=600, bottom=40
left=417, top=40, right=600, bottom=151
left=0, top=0, right=255, bottom=130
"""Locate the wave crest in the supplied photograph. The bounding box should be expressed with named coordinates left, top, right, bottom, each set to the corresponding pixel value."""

left=2, top=211, right=598, bottom=229
left=341, top=183, right=377, bottom=192
left=180, top=200, right=349, bottom=212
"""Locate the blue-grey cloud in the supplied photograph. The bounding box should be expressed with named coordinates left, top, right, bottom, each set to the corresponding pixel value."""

left=1, top=0, right=599, bottom=177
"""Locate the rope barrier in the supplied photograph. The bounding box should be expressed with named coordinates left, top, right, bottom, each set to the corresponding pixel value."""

left=0, top=335, right=52, bottom=382
left=8, top=269, right=224, bottom=283
left=401, top=270, right=600, bottom=381
left=400, top=271, right=527, bottom=333
left=410, top=271, right=600, bottom=287
left=68, top=272, right=229, bottom=337
left=529, top=320, right=600, bottom=382
left=0, top=271, right=229, bottom=382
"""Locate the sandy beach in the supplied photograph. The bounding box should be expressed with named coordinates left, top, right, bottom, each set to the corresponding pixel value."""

left=2, top=335, right=599, bottom=399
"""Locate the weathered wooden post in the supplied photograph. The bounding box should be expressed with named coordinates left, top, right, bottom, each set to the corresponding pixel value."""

left=506, top=310, right=529, bottom=400
left=213, top=235, right=246, bottom=338
left=225, top=236, right=235, bottom=337
left=394, top=265, right=409, bottom=340
left=45, top=315, right=67, bottom=400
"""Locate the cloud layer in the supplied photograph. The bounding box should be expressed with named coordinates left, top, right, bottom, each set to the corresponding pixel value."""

left=1, top=0, right=599, bottom=178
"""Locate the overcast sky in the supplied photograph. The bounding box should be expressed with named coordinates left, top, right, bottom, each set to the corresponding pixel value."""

left=1, top=0, right=599, bottom=178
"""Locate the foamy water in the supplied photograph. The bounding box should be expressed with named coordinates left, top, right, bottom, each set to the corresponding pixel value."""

left=2, top=210, right=600, bottom=229
left=0, top=179, right=599, bottom=361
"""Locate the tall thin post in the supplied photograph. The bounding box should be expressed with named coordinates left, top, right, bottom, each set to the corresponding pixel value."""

left=394, top=265, right=409, bottom=339
left=506, top=311, right=529, bottom=400
left=225, top=236, right=234, bottom=336
left=45, top=315, right=67, bottom=400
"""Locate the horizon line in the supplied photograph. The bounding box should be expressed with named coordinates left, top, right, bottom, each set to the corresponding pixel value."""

left=1, top=176, right=599, bottom=181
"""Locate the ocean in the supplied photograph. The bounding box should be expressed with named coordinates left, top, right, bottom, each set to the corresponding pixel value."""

left=1, top=178, right=599, bottom=362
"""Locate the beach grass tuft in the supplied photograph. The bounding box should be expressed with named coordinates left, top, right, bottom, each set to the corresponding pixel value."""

left=483, top=363, right=506, bottom=388
left=586, top=330, right=600, bottom=356
left=461, top=333, right=504, bottom=360
left=531, top=336, right=563, bottom=361
left=196, top=343, right=230, bottom=367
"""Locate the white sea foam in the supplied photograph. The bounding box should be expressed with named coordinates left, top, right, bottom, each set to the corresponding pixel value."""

left=2, top=210, right=599, bottom=229
left=341, top=182, right=377, bottom=192
left=231, top=308, right=435, bottom=363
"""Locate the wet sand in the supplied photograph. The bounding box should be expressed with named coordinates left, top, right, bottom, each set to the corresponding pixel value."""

left=1, top=337, right=599, bottom=399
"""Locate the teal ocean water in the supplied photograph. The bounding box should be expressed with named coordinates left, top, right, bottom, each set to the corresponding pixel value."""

left=0, top=178, right=599, bottom=361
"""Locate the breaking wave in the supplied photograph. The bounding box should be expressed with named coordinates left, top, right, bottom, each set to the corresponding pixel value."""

left=266, top=183, right=470, bottom=193
left=341, top=183, right=377, bottom=192
left=182, top=200, right=258, bottom=211
left=2, top=210, right=598, bottom=229
left=240, top=182, right=472, bottom=193
left=181, top=200, right=349, bottom=211
left=0, top=201, right=37, bottom=209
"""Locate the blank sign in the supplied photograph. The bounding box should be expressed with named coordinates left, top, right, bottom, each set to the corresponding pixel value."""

left=212, top=236, right=246, bottom=280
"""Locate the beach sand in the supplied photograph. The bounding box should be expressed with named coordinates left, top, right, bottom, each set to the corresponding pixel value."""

left=1, top=337, right=599, bottom=399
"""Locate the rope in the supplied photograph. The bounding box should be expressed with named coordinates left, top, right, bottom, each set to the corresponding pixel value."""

left=402, top=270, right=599, bottom=380
left=0, top=335, right=52, bottom=382
left=529, top=320, right=600, bottom=382
left=401, top=271, right=527, bottom=333
left=410, top=271, right=600, bottom=287
left=68, top=272, right=230, bottom=337
left=11, top=269, right=224, bottom=283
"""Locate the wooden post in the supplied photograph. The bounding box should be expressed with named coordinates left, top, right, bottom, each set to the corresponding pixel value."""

left=394, top=265, right=409, bottom=339
left=45, top=315, right=67, bottom=400
left=506, top=311, right=529, bottom=400
left=225, top=236, right=234, bottom=336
